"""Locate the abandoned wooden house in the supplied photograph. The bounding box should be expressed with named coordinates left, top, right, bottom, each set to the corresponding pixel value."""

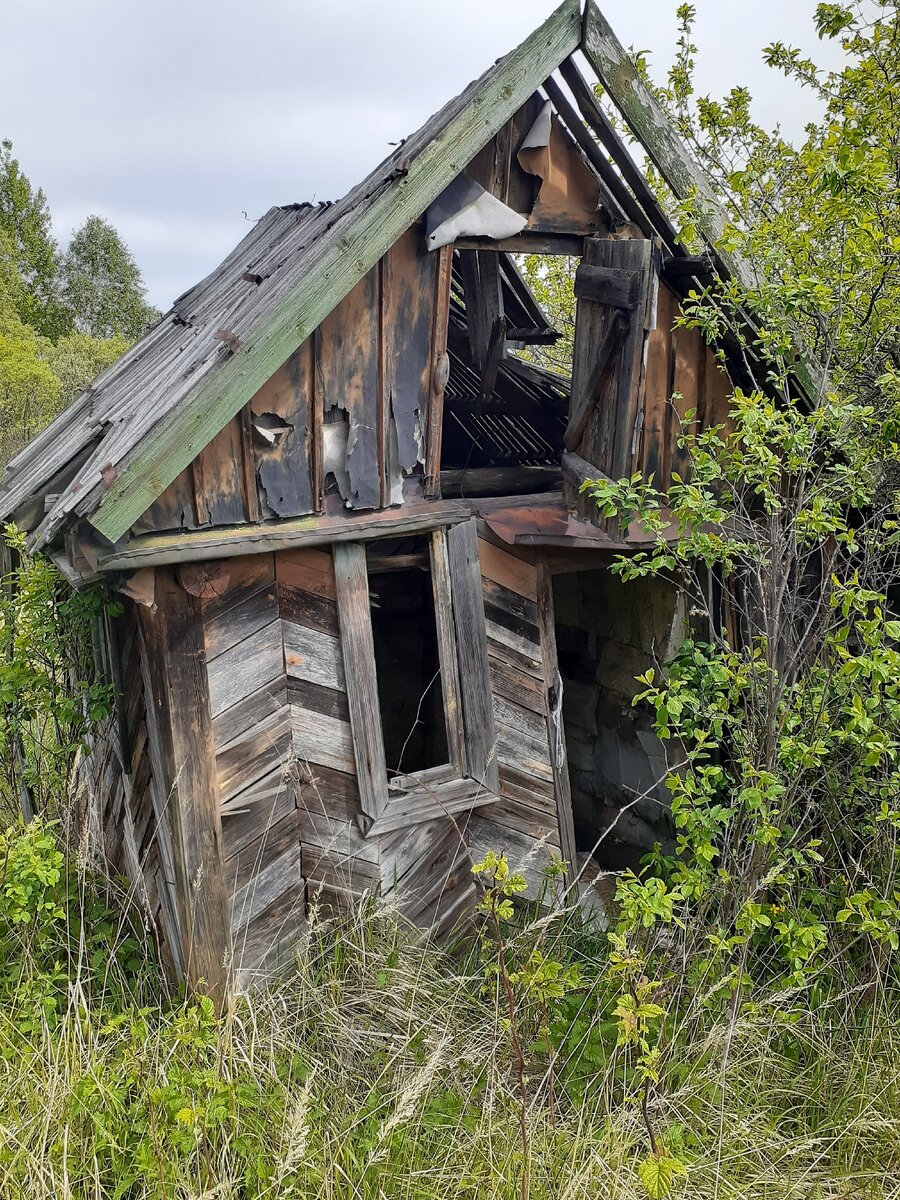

left=0, top=0, right=787, bottom=998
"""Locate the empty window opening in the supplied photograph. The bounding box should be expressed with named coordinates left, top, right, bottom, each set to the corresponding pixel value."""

left=439, top=249, right=574, bottom=498
left=367, top=538, right=450, bottom=778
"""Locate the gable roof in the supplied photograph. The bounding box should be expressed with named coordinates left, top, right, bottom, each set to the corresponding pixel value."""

left=2, top=0, right=581, bottom=550
left=1, top=0, right=820, bottom=555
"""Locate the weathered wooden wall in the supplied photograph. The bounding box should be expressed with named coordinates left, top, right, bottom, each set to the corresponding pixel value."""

left=469, top=535, right=576, bottom=896
left=156, top=529, right=579, bottom=980
left=79, top=601, right=183, bottom=979
left=134, top=226, right=451, bottom=536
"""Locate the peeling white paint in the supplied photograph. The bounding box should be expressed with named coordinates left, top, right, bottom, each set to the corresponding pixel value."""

left=322, top=418, right=352, bottom=501
left=520, top=99, right=552, bottom=150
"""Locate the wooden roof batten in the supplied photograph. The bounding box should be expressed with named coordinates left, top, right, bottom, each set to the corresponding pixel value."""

left=0, top=0, right=825, bottom=561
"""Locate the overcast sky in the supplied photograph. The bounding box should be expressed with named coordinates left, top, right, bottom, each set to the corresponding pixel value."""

left=1, top=1, right=846, bottom=311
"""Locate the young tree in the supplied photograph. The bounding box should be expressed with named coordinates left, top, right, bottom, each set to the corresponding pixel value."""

left=60, top=215, right=159, bottom=341
left=0, top=140, right=68, bottom=340
left=0, top=291, right=60, bottom=465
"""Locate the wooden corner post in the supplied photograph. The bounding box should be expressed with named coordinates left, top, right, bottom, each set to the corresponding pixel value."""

left=137, top=568, right=230, bottom=1006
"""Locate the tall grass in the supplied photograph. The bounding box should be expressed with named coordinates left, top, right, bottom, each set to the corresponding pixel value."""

left=0, top=861, right=898, bottom=1200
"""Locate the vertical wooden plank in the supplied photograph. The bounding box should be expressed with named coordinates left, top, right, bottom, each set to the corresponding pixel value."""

left=333, top=542, right=389, bottom=820
left=641, top=281, right=677, bottom=490
left=424, top=245, right=453, bottom=498
left=607, top=238, right=656, bottom=481
left=194, top=417, right=247, bottom=526
left=383, top=227, right=440, bottom=484
left=237, top=406, right=261, bottom=523
left=535, top=558, right=578, bottom=884
left=137, top=568, right=230, bottom=1005
left=311, top=330, right=324, bottom=512
left=429, top=529, right=467, bottom=774
left=569, top=236, right=656, bottom=525
left=316, top=271, right=381, bottom=510
left=249, top=339, right=314, bottom=519
left=447, top=518, right=499, bottom=791
left=669, top=324, right=702, bottom=483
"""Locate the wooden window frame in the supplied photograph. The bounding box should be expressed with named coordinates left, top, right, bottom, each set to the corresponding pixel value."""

left=333, top=517, right=499, bottom=838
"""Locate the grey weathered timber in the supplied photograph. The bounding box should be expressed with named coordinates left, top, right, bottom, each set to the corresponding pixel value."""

left=137, top=569, right=230, bottom=1005
left=448, top=519, right=499, bottom=791
left=333, top=542, right=389, bottom=819
left=362, top=777, right=500, bottom=838
left=40, top=0, right=581, bottom=546
left=535, top=558, right=578, bottom=883
left=429, top=529, right=467, bottom=774
left=96, top=502, right=471, bottom=572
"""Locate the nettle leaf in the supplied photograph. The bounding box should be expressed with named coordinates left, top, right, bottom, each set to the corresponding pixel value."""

left=637, top=1151, right=687, bottom=1199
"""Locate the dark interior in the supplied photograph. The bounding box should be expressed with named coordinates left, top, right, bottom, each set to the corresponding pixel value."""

left=367, top=539, right=450, bottom=778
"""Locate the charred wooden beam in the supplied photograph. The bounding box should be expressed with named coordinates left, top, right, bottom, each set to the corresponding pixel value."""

left=459, top=250, right=504, bottom=374
left=561, top=450, right=612, bottom=490
left=661, top=253, right=716, bottom=286
left=574, top=263, right=642, bottom=309
left=505, top=326, right=560, bottom=346
left=441, top=466, right=562, bottom=498
left=477, top=315, right=508, bottom=412
left=454, top=232, right=584, bottom=256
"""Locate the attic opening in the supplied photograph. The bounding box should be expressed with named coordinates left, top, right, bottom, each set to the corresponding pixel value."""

left=439, top=249, right=574, bottom=498
left=366, top=536, right=450, bottom=779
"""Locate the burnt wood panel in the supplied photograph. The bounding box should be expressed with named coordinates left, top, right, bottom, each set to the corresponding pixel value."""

left=317, top=270, right=381, bottom=510
left=249, top=339, right=315, bottom=519
left=383, top=227, right=438, bottom=488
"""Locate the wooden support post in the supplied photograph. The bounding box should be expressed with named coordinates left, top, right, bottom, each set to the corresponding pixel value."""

left=333, top=542, right=389, bottom=821
left=447, top=519, right=499, bottom=791
left=459, top=250, right=505, bottom=374
left=425, top=245, right=453, bottom=498
left=137, top=568, right=229, bottom=1006
left=536, top=558, right=577, bottom=884
left=476, top=315, right=508, bottom=412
